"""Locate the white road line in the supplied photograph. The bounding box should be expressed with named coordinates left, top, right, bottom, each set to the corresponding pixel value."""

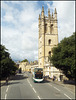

left=64, top=93, right=72, bottom=99
left=27, top=79, right=29, bottom=83
left=6, top=85, right=9, bottom=92
left=48, top=83, right=52, bottom=86
left=54, top=86, right=60, bottom=92
left=38, top=96, right=41, bottom=99
left=30, top=84, right=32, bottom=87
left=32, top=88, right=36, bottom=93
left=65, top=87, right=74, bottom=94
left=6, top=88, right=8, bottom=92
left=5, top=94, right=7, bottom=99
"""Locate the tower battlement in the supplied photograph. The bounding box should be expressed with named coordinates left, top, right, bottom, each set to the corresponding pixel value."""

left=38, top=6, right=58, bottom=69
left=38, top=7, right=58, bottom=39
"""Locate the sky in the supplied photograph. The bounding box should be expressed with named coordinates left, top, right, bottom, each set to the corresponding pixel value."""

left=1, top=1, right=75, bottom=62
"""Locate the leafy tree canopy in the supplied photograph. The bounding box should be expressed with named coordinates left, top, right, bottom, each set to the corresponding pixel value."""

left=21, top=59, right=28, bottom=62
left=49, top=32, right=75, bottom=79
left=0, top=44, right=18, bottom=78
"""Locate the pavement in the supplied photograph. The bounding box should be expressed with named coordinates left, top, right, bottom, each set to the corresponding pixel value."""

left=0, top=75, right=15, bottom=87
left=47, top=78, right=75, bottom=93
left=0, top=80, right=6, bottom=86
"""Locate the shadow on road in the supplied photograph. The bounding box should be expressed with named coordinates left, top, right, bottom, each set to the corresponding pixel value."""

left=1, top=74, right=28, bottom=87
left=63, top=80, right=76, bottom=85
left=5, top=82, right=20, bottom=86
left=10, top=74, right=28, bottom=80
left=42, top=79, right=51, bottom=83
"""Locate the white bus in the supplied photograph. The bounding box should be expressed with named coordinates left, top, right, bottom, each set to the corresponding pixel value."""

left=32, top=68, right=44, bottom=82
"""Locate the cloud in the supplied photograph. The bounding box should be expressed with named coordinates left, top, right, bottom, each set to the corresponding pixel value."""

left=46, top=1, right=75, bottom=42
left=1, top=1, right=75, bottom=62
left=1, top=1, right=41, bottom=62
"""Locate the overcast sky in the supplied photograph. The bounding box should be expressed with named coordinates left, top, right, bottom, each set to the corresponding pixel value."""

left=1, top=1, right=75, bottom=62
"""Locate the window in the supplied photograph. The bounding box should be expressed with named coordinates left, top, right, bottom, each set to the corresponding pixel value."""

left=45, top=24, right=47, bottom=33
left=51, top=24, right=53, bottom=34
left=48, top=39, right=51, bottom=45
left=49, top=51, right=51, bottom=56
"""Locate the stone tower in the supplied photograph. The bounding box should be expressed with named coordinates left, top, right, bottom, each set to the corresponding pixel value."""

left=38, top=6, right=58, bottom=69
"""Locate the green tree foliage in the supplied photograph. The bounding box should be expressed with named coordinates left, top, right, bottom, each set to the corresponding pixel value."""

left=49, top=32, right=75, bottom=79
left=21, top=59, right=28, bottom=62
left=0, top=44, right=18, bottom=78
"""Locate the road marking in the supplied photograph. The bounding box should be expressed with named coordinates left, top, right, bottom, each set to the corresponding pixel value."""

left=38, top=96, right=41, bottom=99
left=27, top=79, right=30, bottom=83
left=65, top=87, right=74, bottom=94
left=64, top=93, right=72, bottom=99
left=6, top=85, right=9, bottom=93
left=30, top=84, right=32, bottom=87
left=5, top=94, right=7, bottom=99
left=48, top=83, right=52, bottom=86
left=6, top=88, right=8, bottom=92
left=32, top=88, right=36, bottom=93
left=54, top=86, right=60, bottom=92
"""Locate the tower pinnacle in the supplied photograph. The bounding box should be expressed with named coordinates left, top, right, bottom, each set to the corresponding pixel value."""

left=52, top=12, right=53, bottom=18
left=42, top=6, right=44, bottom=12
left=48, top=8, right=50, bottom=16
left=41, top=6, right=44, bottom=19
left=54, top=8, right=57, bottom=20
left=54, top=8, right=57, bottom=14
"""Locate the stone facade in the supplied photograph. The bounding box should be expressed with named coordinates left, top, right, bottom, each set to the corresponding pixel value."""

left=19, top=62, right=27, bottom=72
left=38, top=6, right=58, bottom=68
left=19, top=61, right=38, bottom=72
left=38, top=6, right=65, bottom=80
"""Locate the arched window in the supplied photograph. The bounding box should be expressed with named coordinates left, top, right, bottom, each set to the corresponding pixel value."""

left=45, top=24, right=47, bottom=33
left=49, top=51, right=51, bottom=56
left=48, top=39, right=51, bottom=45
left=51, top=24, right=53, bottom=34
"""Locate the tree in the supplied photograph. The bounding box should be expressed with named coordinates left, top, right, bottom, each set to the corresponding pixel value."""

left=49, top=32, right=75, bottom=79
left=21, top=59, right=28, bottom=62
left=0, top=44, right=18, bottom=78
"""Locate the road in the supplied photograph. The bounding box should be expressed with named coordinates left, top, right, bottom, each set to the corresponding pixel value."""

left=1, top=72, right=75, bottom=99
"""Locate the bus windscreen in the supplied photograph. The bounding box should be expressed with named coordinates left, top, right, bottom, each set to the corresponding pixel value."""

left=34, top=68, right=43, bottom=79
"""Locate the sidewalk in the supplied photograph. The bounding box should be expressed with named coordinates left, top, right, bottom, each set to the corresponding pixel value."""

left=0, top=75, right=15, bottom=87
left=0, top=80, right=6, bottom=87
left=47, top=78, right=75, bottom=93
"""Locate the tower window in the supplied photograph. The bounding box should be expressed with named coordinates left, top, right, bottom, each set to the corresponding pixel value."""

left=45, top=24, right=47, bottom=33
left=48, top=39, right=51, bottom=45
left=51, top=24, right=53, bottom=34
left=48, top=51, right=51, bottom=56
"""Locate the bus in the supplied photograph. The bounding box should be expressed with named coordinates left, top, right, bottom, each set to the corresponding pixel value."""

left=32, top=68, right=44, bottom=82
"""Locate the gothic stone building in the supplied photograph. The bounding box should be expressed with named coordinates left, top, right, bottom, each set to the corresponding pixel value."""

left=38, top=6, right=65, bottom=80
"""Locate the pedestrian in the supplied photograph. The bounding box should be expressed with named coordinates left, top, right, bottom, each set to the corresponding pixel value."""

left=6, top=77, right=8, bottom=85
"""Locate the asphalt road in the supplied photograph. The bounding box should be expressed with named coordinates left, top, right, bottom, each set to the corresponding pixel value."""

left=1, top=72, right=75, bottom=99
